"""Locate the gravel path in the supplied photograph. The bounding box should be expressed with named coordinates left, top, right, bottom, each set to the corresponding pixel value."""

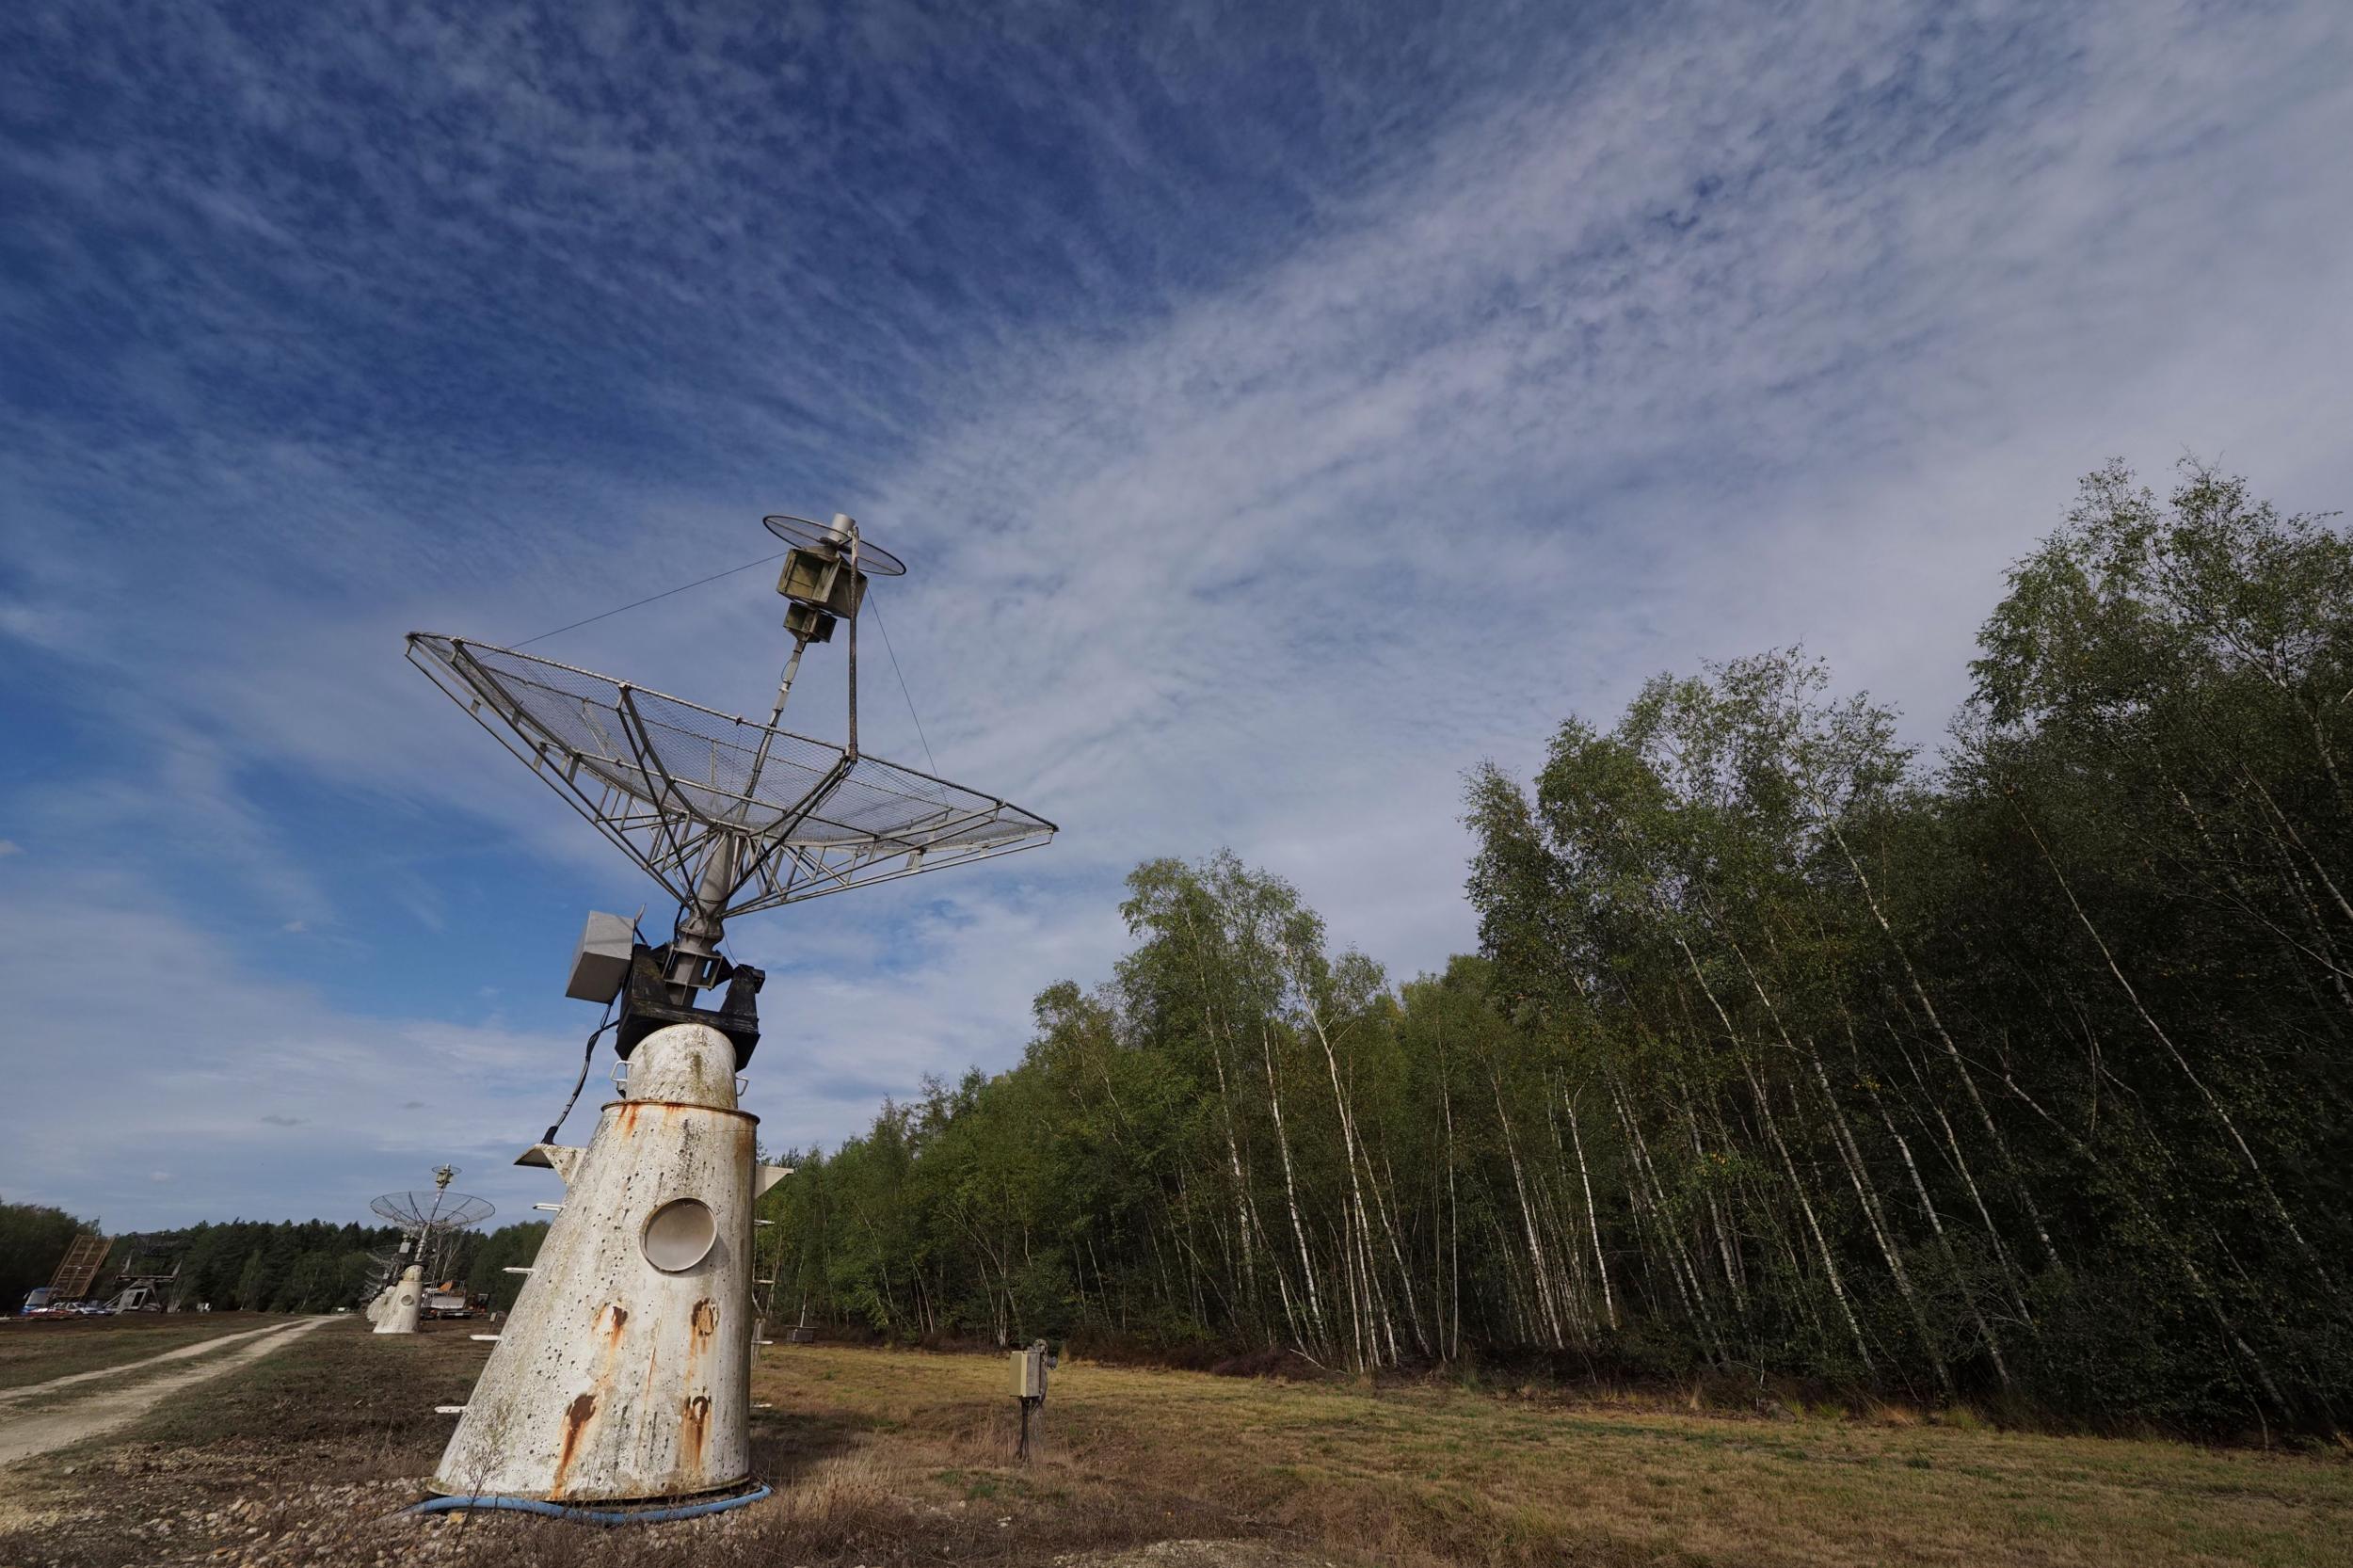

left=0, top=1319, right=308, bottom=1405
left=0, top=1317, right=332, bottom=1470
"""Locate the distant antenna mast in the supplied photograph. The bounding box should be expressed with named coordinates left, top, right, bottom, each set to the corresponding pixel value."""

left=404, top=510, right=1054, bottom=1512
left=367, top=1170, right=493, bottom=1336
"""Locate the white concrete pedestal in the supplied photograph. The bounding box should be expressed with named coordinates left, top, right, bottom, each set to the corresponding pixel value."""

left=373, top=1265, right=423, bottom=1335
left=431, top=1023, right=786, bottom=1503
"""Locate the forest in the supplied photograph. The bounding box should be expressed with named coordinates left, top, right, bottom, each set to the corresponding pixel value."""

left=0, top=1201, right=548, bottom=1317
left=752, top=463, right=2353, bottom=1433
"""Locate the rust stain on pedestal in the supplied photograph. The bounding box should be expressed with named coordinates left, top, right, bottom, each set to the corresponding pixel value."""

left=551, top=1392, right=600, bottom=1495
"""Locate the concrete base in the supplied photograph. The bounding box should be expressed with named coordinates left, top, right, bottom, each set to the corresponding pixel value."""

left=374, top=1266, right=423, bottom=1335
left=431, top=1024, right=786, bottom=1503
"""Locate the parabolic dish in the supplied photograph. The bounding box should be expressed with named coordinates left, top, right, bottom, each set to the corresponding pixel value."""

left=370, top=1191, right=495, bottom=1230
left=405, top=633, right=1055, bottom=918
left=762, top=513, right=906, bottom=576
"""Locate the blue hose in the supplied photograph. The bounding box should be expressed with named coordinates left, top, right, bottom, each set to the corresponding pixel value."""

left=403, top=1483, right=770, bottom=1526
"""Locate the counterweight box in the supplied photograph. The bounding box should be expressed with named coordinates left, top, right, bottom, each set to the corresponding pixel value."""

left=565, top=911, right=635, bottom=1002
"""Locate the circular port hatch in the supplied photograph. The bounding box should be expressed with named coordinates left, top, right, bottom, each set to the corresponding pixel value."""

left=642, top=1197, right=718, bottom=1272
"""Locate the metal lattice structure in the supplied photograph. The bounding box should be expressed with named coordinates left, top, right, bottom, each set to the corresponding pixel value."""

left=47, top=1233, right=108, bottom=1299
left=371, top=1183, right=494, bottom=1281
left=371, top=1189, right=495, bottom=1235
left=405, top=634, right=1056, bottom=917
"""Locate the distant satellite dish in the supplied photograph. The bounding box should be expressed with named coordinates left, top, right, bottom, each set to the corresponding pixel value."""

left=367, top=1170, right=494, bottom=1312
left=370, top=1190, right=497, bottom=1234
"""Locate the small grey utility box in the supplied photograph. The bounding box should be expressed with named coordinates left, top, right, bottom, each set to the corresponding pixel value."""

left=1009, top=1338, right=1054, bottom=1459
left=1010, top=1343, right=1050, bottom=1400
left=565, top=910, right=635, bottom=1002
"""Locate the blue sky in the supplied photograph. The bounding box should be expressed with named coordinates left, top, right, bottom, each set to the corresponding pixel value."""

left=4, top=0, right=2349, bottom=1230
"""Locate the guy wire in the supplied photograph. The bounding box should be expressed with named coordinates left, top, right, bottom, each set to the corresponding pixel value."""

left=513, top=550, right=789, bottom=649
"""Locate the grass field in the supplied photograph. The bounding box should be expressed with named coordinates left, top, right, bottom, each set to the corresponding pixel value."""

left=2, top=1322, right=2346, bottom=1567
left=754, top=1344, right=2353, bottom=1568
left=0, top=1313, right=301, bottom=1389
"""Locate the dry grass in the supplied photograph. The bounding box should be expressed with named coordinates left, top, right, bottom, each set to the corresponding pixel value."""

left=0, top=1313, right=300, bottom=1389
left=750, top=1342, right=2353, bottom=1568
left=0, top=1322, right=1248, bottom=1568
left=3, top=1322, right=2347, bottom=1567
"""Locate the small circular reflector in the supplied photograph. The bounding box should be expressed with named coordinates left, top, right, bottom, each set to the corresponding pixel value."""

left=642, top=1198, right=717, bottom=1272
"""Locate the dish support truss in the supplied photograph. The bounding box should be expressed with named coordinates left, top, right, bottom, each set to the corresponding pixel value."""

left=406, top=634, right=1056, bottom=923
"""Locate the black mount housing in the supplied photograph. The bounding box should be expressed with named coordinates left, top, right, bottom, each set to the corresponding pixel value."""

left=615, top=942, right=764, bottom=1068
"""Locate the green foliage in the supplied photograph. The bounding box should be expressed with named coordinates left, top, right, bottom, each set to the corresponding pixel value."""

left=465, top=1222, right=549, bottom=1311
left=154, top=1219, right=406, bottom=1311
left=759, top=462, right=2353, bottom=1432
left=39, top=1217, right=518, bottom=1314
left=0, top=1198, right=93, bottom=1309
left=0, top=1213, right=552, bottom=1317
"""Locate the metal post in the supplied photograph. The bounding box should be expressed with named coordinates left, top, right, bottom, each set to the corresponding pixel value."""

left=843, top=529, right=860, bottom=759
left=1009, top=1340, right=1049, bottom=1461
left=739, top=632, right=811, bottom=811
left=766, top=637, right=809, bottom=728
left=668, top=834, right=739, bottom=996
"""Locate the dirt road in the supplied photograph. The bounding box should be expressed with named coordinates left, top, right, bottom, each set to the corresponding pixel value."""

left=0, top=1317, right=332, bottom=1470
left=0, top=1319, right=309, bottom=1403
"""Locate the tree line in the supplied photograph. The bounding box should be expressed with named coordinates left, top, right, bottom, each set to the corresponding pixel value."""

left=0, top=1199, right=88, bottom=1311
left=2, top=1200, right=550, bottom=1316
left=756, top=463, right=2353, bottom=1432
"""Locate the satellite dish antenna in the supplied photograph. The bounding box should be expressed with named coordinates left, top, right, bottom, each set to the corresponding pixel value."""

left=404, top=510, right=1055, bottom=1511
left=365, top=1168, right=492, bottom=1336
left=408, top=511, right=1053, bottom=1049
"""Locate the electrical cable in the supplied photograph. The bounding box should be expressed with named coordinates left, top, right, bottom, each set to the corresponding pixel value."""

left=867, top=595, right=939, bottom=775
left=512, top=551, right=789, bottom=649
left=543, top=998, right=616, bottom=1144
left=541, top=906, right=652, bottom=1144
left=402, top=1485, right=771, bottom=1526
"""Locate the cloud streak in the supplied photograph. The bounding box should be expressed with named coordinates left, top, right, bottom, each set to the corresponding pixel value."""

left=3, top=0, right=2348, bottom=1225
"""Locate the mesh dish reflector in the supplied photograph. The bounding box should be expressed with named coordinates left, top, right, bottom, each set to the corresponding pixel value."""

left=405, top=633, right=1055, bottom=917
left=371, top=1191, right=496, bottom=1231
left=642, top=1198, right=717, bottom=1272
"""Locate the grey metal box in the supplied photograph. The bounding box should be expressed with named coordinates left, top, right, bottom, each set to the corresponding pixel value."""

left=565, top=910, right=635, bottom=1002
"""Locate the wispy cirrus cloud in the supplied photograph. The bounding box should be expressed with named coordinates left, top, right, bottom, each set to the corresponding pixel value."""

left=2, top=0, right=2348, bottom=1225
